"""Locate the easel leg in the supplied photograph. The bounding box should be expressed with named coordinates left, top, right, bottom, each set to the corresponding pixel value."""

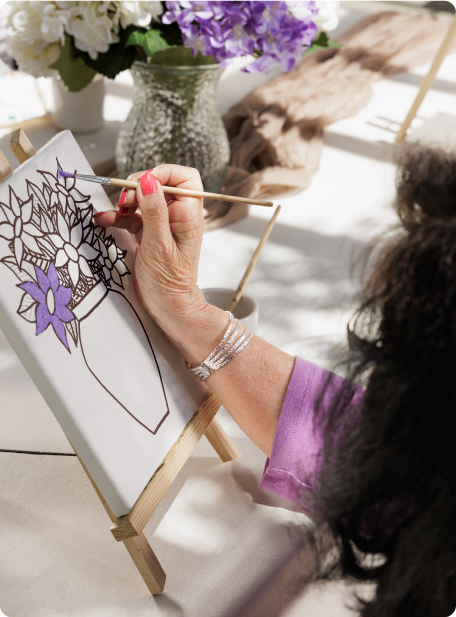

left=205, top=417, right=240, bottom=462
left=123, top=533, right=166, bottom=594
left=395, top=13, right=456, bottom=143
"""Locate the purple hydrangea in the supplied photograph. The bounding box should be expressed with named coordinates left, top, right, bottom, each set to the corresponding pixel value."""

left=19, top=262, right=74, bottom=350
left=162, top=1, right=319, bottom=72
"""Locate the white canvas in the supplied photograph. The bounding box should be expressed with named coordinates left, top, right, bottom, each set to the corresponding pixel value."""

left=0, top=130, right=207, bottom=517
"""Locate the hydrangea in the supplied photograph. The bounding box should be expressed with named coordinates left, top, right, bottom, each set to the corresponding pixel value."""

left=162, top=1, right=336, bottom=73
left=5, top=2, right=77, bottom=76
left=5, top=0, right=164, bottom=75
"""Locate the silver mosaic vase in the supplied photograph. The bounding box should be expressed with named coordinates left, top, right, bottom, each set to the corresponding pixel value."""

left=115, top=60, right=230, bottom=193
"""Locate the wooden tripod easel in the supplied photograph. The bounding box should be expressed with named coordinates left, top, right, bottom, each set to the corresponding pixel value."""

left=0, top=127, right=240, bottom=594
left=395, top=12, right=456, bottom=143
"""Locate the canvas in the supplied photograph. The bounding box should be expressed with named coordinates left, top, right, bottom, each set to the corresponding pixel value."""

left=0, top=130, right=207, bottom=517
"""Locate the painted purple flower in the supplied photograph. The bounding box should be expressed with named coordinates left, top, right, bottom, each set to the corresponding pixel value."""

left=19, top=263, right=74, bottom=350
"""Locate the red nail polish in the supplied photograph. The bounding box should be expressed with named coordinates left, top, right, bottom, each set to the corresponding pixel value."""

left=119, top=188, right=127, bottom=206
left=93, top=211, right=106, bottom=217
left=119, top=206, right=128, bottom=216
left=140, top=170, right=156, bottom=196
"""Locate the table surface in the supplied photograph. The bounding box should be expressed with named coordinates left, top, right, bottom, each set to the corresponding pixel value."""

left=1, top=6, right=456, bottom=617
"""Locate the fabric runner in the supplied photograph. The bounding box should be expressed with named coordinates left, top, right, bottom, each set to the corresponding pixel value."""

left=204, top=11, right=456, bottom=231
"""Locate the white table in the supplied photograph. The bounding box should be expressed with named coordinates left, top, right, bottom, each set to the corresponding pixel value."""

left=1, top=6, right=455, bottom=616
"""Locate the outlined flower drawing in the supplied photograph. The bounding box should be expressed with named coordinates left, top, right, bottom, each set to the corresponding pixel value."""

left=99, top=238, right=128, bottom=288
left=19, top=262, right=74, bottom=350
left=0, top=187, right=44, bottom=268
left=0, top=155, right=170, bottom=435
left=0, top=159, right=130, bottom=350
left=49, top=210, right=99, bottom=287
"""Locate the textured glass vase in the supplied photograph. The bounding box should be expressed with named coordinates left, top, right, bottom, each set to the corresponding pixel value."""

left=116, top=60, right=230, bottom=193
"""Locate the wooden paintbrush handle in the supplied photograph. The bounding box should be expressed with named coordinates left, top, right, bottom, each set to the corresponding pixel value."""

left=109, top=178, right=273, bottom=208
left=226, top=205, right=282, bottom=314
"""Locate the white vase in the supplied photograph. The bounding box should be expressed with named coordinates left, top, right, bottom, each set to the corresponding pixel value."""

left=53, top=74, right=105, bottom=133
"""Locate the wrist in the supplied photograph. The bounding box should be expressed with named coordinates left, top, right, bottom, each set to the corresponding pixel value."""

left=151, top=287, right=230, bottom=366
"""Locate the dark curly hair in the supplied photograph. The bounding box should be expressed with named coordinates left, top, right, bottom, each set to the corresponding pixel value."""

left=313, top=144, right=456, bottom=617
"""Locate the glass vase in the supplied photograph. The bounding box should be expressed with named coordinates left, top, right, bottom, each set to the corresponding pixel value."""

left=115, top=60, right=230, bottom=193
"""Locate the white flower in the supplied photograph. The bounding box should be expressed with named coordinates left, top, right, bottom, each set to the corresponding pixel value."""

left=99, top=239, right=128, bottom=287
left=114, top=1, right=163, bottom=29
left=49, top=211, right=99, bottom=287
left=315, top=1, right=340, bottom=32
left=286, top=1, right=314, bottom=21
left=41, top=2, right=78, bottom=44
left=66, top=2, right=119, bottom=61
left=286, top=1, right=339, bottom=32
left=0, top=189, right=44, bottom=269
left=5, top=2, right=79, bottom=77
left=6, top=0, right=165, bottom=74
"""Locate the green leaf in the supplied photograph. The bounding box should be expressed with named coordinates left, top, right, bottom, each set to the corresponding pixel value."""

left=127, top=28, right=170, bottom=58
left=49, top=34, right=96, bottom=93
left=305, top=31, right=342, bottom=56
left=78, top=25, right=137, bottom=80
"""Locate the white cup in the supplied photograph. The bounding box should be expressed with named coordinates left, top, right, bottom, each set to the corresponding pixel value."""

left=201, top=287, right=259, bottom=334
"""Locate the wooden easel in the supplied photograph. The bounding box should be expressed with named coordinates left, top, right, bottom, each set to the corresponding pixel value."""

left=395, top=12, right=456, bottom=143
left=0, top=128, right=240, bottom=594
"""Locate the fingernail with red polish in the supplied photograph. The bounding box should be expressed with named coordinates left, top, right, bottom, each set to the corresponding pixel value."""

left=119, top=206, right=128, bottom=216
left=93, top=211, right=106, bottom=218
left=118, top=188, right=127, bottom=206
left=140, top=170, right=156, bottom=196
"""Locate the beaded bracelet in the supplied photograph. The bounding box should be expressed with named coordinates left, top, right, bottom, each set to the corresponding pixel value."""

left=186, top=311, right=253, bottom=382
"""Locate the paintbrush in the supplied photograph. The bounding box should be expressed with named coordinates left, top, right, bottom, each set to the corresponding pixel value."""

left=58, top=169, right=273, bottom=208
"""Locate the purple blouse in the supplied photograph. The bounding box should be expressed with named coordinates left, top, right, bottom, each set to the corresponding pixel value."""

left=259, top=356, right=364, bottom=514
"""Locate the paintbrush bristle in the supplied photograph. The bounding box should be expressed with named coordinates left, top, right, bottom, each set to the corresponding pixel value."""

left=58, top=167, right=75, bottom=180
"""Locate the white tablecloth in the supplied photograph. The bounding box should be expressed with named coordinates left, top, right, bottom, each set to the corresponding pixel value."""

left=1, top=6, right=456, bottom=616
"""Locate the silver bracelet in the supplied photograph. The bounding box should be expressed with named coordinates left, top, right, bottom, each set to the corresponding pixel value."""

left=186, top=311, right=253, bottom=382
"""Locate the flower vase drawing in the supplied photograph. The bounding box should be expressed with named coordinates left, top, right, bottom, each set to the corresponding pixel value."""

left=0, top=161, right=169, bottom=435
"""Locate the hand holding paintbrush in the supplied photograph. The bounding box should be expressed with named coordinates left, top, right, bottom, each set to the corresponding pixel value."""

left=58, top=167, right=273, bottom=209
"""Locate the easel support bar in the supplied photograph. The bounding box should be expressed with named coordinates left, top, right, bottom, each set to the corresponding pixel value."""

left=0, top=149, right=13, bottom=181
left=111, top=392, right=222, bottom=541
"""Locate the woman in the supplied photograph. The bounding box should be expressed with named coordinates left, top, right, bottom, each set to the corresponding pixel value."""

left=95, top=145, right=456, bottom=617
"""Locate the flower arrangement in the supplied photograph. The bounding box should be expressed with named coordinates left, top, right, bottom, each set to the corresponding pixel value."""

left=6, top=1, right=339, bottom=91
left=0, top=163, right=129, bottom=350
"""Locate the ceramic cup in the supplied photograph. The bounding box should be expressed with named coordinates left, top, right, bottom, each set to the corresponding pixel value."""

left=201, top=288, right=259, bottom=334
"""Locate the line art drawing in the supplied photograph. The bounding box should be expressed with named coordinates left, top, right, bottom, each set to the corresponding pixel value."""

left=0, top=159, right=170, bottom=435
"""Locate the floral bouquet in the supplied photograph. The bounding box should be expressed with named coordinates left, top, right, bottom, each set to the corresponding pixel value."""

left=6, top=1, right=340, bottom=91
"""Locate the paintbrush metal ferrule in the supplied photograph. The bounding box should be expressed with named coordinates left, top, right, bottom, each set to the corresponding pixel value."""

left=74, top=173, right=112, bottom=186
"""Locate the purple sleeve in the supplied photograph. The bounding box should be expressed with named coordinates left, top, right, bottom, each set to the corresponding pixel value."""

left=259, top=356, right=364, bottom=513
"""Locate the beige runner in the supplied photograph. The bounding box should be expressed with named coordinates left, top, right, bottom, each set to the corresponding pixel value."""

left=204, top=11, right=456, bottom=230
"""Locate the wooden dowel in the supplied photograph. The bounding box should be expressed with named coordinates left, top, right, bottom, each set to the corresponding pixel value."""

left=226, top=205, right=282, bottom=314
left=395, top=12, right=456, bottom=143
left=0, top=149, right=13, bottom=181
left=110, top=177, right=273, bottom=207
left=111, top=392, right=222, bottom=541
left=204, top=417, right=241, bottom=462
left=10, top=128, right=36, bottom=164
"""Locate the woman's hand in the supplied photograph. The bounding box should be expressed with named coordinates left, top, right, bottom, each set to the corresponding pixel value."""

left=94, top=165, right=216, bottom=345
left=95, top=163, right=294, bottom=456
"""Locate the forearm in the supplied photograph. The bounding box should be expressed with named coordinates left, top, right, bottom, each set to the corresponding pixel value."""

left=97, top=166, right=294, bottom=457
left=154, top=292, right=295, bottom=457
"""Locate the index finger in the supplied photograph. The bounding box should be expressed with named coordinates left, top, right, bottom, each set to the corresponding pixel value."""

left=152, top=164, right=204, bottom=193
